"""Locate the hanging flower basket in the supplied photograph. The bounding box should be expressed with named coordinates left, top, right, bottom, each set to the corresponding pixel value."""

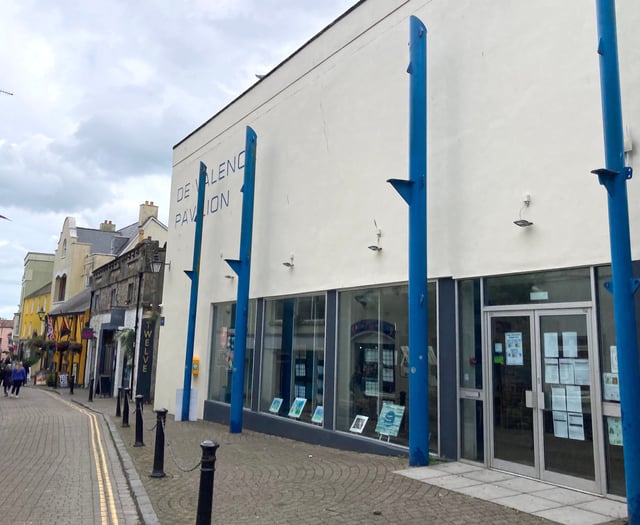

left=69, top=343, right=82, bottom=353
left=56, top=341, right=69, bottom=352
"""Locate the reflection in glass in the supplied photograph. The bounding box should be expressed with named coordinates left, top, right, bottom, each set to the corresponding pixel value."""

left=459, top=279, right=482, bottom=389
left=260, top=295, right=325, bottom=424
left=208, top=301, right=256, bottom=408
left=540, top=314, right=595, bottom=481
left=460, top=398, right=484, bottom=462
left=491, top=316, right=534, bottom=466
left=336, top=284, right=437, bottom=451
left=485, top=268, right=591, bottom=306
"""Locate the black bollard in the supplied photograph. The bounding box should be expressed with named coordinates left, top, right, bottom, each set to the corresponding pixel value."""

left=134, top=395, right=144, bottom=447
left=116, top=386, right=122, bottom=417
left=150, top=409, right=168, bottom=478
left=122, top=388, right=130, bottom=427
left=88, top=377, right=94, bottom=402
left=195, top=440, right=220, bottom=525
left=69, top=375, right=75, bottom=395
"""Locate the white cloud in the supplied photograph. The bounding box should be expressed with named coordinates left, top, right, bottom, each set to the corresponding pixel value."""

left=0, top=0, right=358, bottom=320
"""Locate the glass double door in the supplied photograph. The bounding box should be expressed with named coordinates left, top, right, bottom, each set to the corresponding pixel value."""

left=488, top=309, right=599, bottom=492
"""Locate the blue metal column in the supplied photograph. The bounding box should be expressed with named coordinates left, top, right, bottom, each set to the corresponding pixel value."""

left=387, top=15, right=429, bottom=467
left=226, top=126, right=257, bottom=433
left=181, top=162, right=207, bottom=421
left=592, top=2, right=640, bottom=520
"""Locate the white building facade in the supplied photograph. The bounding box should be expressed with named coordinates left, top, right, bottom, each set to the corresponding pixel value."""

left=155, top=0, right=640, bottom=498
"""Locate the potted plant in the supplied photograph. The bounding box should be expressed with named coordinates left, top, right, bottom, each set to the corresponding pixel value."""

left=46, top=371, right=56, bottom=387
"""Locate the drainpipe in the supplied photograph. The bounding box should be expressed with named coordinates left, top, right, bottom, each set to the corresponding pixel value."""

left=226, top=126, right=257, bottom=433
left=181, top=162, right=207, bottom=421
left=592, top=1, right=640, bottom=520
left=388, top=16, right=429, bottom=467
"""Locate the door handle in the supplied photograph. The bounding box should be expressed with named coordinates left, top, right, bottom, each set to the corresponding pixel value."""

left=525, top=390, right=533, bottom=408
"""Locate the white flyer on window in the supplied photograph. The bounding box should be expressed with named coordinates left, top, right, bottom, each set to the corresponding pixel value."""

left=544, top=332, right=559, bottom=357
left=603, top=372, right=620, bottom=402
left=607, top=416, right=623, bottom=446
left=568, top=413, right=585, bottom=441
left=553, top=411, right=568, bottom=438
left=505, top=332, right=523, bottom=366
left=544, top=358, right=559, bottom=384
left=552, top=386, right=567, bottom=411
left=573, top=359, right=590, bottom=386
left=562, top=331, right=578, bottom=358
left=565, top=385, right=582, bottom=413
left=559, top=359, right=575, bottom=384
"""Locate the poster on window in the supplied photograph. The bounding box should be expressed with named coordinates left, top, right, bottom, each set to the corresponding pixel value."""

left=607, top=416, right=623, bottom=446
left=375, top=402, right=405, bottom=437
left=603, top=373, right=620, bottom=402
left=288, top=397, right=307, bottom=419
left=505, top=332, right=523, bottom=366
left=562, top=331, right=578, bottom=358
left=568, top=413, right=585, bottom=441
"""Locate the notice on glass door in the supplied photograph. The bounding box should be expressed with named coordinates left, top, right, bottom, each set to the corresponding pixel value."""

left=505, top=332, right=523, bottom=366
left=553, top=411, right=568, bottom=438
left=544, top=332, right=559, bottom=357
left=573, top=359, right=590, bottom=386
left=565, top=385, right=582, bottom=413
left=544, top=358, right=559, bottom=384
left=568, top=413, right=585, bottom=441
left=559, top=358, right=575, bottom=384
left=552, top=386, right=567, bottom=411
left=562, top=331, right=578, bottom=358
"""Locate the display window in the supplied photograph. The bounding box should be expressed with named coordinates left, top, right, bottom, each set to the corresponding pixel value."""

left=208, top=300, right=257, bottom=408
left=260, top=294, right=326, bottom=425
left=335, top=284, right=437, bottom=449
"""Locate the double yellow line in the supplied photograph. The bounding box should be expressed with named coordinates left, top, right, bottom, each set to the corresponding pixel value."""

left=51, top=394, right=119, bottom=525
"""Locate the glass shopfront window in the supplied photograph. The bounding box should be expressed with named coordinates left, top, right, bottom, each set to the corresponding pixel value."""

left=458, top=278, right=484, bottom=462
left=260, top=294, right=325, bottom=424
left=485, top=268, right=591, bottom=306
left=596, top=265, right=625, bottom=496
left=208, top=301, right=257, bottom=408
left=336, top=284, right=437, bottom=450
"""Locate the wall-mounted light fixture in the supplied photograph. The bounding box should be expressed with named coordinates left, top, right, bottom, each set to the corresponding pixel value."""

left=368, top=220, right=383, bottom=252
left=151, top=254, right=171, bottom=273
left=37, top=308, right=46, bottom=322
left=224, top=274, right=235, bottom=280
left=282, top=255, right=295, bottom=268
left=514, top=194, right=534, bottom=227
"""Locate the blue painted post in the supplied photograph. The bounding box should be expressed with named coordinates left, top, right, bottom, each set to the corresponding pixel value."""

left=181, top=162, right=207, bottom=422
left=593, top=2, right=640, bottom=520
left=387, top=15, right=429, bottom=467
left=225, top=126, right=257, bottom=433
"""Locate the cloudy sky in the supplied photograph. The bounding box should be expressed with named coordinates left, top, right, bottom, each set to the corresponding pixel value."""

left=0, top=0, right=359, bottom=320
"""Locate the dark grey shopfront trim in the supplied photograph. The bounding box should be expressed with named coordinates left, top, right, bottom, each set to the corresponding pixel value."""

left=250, top=298, right=264, bottom=412
left=323, top=290, right=337, bottom=431
left=203, top=400, right=408, bottom=456
left=438, top=277, right=457, bottom=460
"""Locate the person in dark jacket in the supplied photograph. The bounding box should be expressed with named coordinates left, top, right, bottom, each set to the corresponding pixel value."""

left=10, top=362, right=26, bottom=398
left=2, top=363, right=11, bottom=396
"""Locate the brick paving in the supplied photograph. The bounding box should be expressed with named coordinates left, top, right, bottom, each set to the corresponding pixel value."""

left=2, top=386, right=629, bottom=525
left=65, top=390, right=560, bottom=524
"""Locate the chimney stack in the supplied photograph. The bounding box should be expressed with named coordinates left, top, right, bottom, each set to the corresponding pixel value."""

left=99, top=220, right=116, bottom=232
left=139, top=200, right=158, bottom=226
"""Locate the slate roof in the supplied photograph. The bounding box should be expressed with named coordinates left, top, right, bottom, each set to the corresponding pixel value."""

left=49, top=287, right=92, bottom=315
left=76, top=222, right=140, bottom=256
left=24, top=282, right=52, bottom=300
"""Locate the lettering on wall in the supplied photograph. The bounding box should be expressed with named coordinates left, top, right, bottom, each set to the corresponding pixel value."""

left=174, top=149, right=245, bottom=228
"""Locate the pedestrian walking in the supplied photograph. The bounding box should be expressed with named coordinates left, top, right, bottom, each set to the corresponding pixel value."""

left=2, top=363, right=12, bottom=396
left=10, top=362, right=27, bottom=398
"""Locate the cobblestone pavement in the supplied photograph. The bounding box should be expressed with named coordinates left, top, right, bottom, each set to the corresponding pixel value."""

left=0, top=386, right=139, bottom=525
left=65, top=390, right=561, bottom=525
left=2, top=387, right=629, bottom=525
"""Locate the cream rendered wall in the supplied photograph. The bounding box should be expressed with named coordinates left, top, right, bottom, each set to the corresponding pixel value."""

left=155, top=0, right=640, bottom=416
